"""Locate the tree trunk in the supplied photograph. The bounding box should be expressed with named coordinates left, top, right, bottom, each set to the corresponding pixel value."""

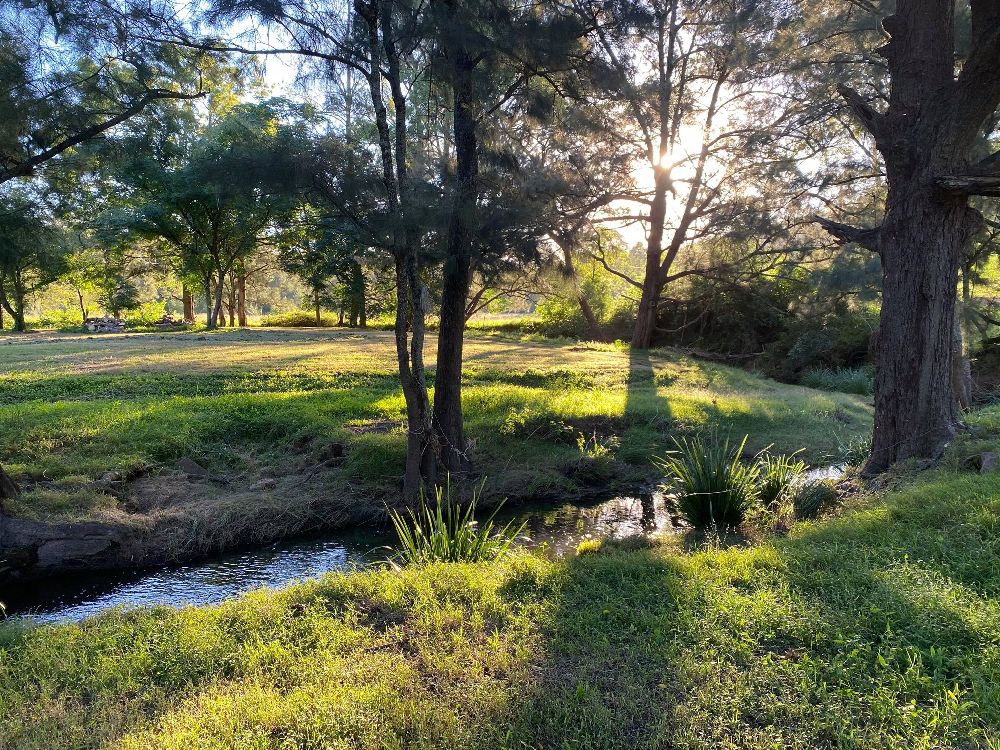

left=0, top=463, right=19, bottom=503
left=227, top=282, right=236, bottom=327
left=315, top=290, right=322, bottom=326
left=204, top=280, right=215, bottom=329
left=433, top=48, right=478, bottom=474
left=237, top=275, right=248, bottom=326
left=630, top=170, right=671, bottom=348
left=77, top=289, right=87, bottom=324
left=182, top=285, right=195, bottom=324
left=211, top=270, right=227, bottom=329
left=861, top=0, right=996, bottom=472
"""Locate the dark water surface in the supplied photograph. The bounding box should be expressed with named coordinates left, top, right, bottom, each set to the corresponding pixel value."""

left=5, top=494, right=676, bottom=624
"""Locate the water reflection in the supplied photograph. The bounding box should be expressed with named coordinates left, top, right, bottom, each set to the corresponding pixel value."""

left=5, top=494, right=673, bottom=624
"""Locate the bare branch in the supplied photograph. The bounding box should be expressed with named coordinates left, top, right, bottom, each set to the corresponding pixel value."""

left=815, top=216, right=882, bottom=251
left=936, top=175, right=1000, bottom=197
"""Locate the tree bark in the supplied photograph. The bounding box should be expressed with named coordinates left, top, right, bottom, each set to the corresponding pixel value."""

left=821, top=0, right=1000, bottom=472
left=631, top=169, right=671, bottom=348
left=237, top=274, right=248, bottom=326
left=204, top=279, right=215, bottom=329
left=77, top=289, right=87, bottom=324
left=433, top=45, right=478, bottom=474
left=182, top=285, right=195, bottom=324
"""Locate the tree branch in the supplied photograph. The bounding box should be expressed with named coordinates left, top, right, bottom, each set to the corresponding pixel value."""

left=835, top=84, right=887, bottom=144
left=815, top=216, right=882, bottom=251
left=0, top=88, right=205, bottom=185
left=936, top=175, right=1000, bottom=197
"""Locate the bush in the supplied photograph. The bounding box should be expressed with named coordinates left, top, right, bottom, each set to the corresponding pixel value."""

left=388, top=481, right=526, bottom=565
left=260, top=310, right=341, bottom=327
left=757, top=450, right=806, bottom=508
left=656, top=435, right=760, bottom=528
left=124, top=301, right=168, bottom=328
left=799, top=366, right=874, bottom=395
left=793, top=480, right=839, bottom=519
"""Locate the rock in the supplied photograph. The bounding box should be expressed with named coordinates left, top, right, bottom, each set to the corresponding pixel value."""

left=981, top=452, right=998, bottom=474
left=177, top=457, right=211, bottom=477
left=962, top=452, right=998, bottom=473
left=249, top=478, right=277, bottom=491
left=100, top=471, right=123, bottom=483
left=315, top=442, right=346, bottom=462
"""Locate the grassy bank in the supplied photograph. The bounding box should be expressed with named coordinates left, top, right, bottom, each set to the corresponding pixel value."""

left=0, top=329, right=869, bottom=554
left=2, top=460, right=998, bottom=748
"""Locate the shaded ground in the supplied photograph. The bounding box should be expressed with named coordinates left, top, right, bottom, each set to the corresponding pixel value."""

left=1, top=458, right=998, bottom=748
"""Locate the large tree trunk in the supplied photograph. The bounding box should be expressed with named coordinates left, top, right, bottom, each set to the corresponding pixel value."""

left=870, top=188, right=976, bottom=469
left=821, top=0, right=1000, bottom=472
left=433, top=48, right=478, bottom=474
left=631, top=170, right=671, bottom=348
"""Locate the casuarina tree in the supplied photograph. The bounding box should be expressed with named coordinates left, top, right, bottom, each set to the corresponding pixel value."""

left=817, top=0, right=1000, bottom=471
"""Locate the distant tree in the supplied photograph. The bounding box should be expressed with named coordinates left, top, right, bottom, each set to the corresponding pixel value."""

left=0, top=192, right=70, bottom=331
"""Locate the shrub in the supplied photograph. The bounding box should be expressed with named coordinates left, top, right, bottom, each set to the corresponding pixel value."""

left=756, top=450, right=806, bottom=508
left=260, top=310, right=340, bottom=327
left=388, top=481, right=526, bottom=565
left=799, top=366, right=874, bottom=395
left=793, top=480, right=839, bottom=519
left=656, top=435, right=760, bottom=528
left=835, top=433, right=873, bottom=467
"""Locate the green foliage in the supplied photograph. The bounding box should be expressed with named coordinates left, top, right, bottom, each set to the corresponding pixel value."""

left=657, top=434, right=761, bottom=527
left=388, top=481, right=526, bottom=565
left=761, top=308, right=878, bottom=382
left=793, top=479, right=839, bottom=519
left=259, top=310, right=340, bottom=327
left=836, top=432, right=873, bottom=467
left=800, top=365, right=874, bottom=395
left=756, top=449, right=806, bottom=508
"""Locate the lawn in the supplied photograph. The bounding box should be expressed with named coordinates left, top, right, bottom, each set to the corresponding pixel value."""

left=0, top=329, right=869, bottom=549
left=2, top=457, right=998, bottom=748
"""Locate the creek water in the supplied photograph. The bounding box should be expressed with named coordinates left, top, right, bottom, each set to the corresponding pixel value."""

left=4, top=494, right=676, bottom=624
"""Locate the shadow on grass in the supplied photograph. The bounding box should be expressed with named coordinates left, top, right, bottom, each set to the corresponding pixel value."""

left=486, top=471, right=1000, bottom=748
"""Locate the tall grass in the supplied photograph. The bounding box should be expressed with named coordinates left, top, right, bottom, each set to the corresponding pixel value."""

left=389, top=480, right=527, bottom=565
left=656, top=435, right=760, bottom=527
left=757, top=450, right=806, bottom=508
left=800, top=366, right=874, bottom=395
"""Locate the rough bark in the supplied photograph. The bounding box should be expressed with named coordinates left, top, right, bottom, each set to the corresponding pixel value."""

left=819, top=0, right=1000, bottom=472
left=433, top=44, right=478, bottom=474
left=182, top=285, right=195, bottom=324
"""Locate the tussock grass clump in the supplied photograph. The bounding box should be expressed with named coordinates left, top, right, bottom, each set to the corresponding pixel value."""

left=800, top=365, right=874, bottom=395
left=389, top=481, right=526, bottom=565
left=793, top=479, right=840, bottom=519
left=657, top=435, right=761, bottom=527
left=756, top=450, right=806, bottom=508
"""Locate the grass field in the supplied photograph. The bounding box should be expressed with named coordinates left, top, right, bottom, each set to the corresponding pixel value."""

left=0, top=328, right=871, bottom=555
left=2, top=459, right=999, bottom=748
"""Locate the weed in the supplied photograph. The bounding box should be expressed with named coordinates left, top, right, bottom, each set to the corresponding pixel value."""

left=388, top=480, right=527, bottom=565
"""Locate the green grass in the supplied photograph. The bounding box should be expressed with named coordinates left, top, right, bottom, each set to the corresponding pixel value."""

left=2, top=465, right=998, bottom=748
left=0, top=329, right=871, bottom=527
